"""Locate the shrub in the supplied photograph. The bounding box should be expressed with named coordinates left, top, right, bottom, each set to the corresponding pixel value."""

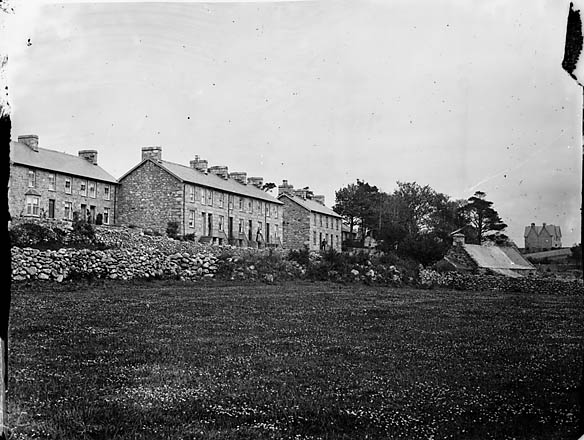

left=71, top=219, right=96, bottom=243
left=166, top=221, right=180, bottom=239
left=287, top=247, right=310, bottom=266
left=10, top=222, right=61, bottom=247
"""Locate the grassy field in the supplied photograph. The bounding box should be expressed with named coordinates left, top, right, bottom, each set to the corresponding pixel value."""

left=6, top=280, right=584, bottom=439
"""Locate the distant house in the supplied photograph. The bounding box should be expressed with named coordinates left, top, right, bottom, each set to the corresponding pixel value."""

left=437, top=233, right=536, bottom=278
left=524, top=223, right=562, bottom=251
left=117, top=147, right=283, bottom=246
left=277, top=180, right=342, bottom=251
left=9, top=135, right=118, bottom=225
left=341, top=224, right=357, bottom=243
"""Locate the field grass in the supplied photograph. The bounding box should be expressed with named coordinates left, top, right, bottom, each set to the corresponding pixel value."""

left=6, top=280, right=584, bottom=439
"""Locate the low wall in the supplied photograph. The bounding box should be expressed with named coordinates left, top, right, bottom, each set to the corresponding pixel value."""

left=419, top=269, right=584, bottom=295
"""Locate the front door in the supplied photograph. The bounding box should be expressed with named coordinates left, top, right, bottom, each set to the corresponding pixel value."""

left=248, top=220, right=253, bottom=241
left=48, top=199, right=55, bottom=219
left=90, top=206, right=96, bottom=224
left=208, top=214, right=213, bottom=236
left=266, top=223, right=270, bottom=244
left=228, top=217, right=234, bottom=239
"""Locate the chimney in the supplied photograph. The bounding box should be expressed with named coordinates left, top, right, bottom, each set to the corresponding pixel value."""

left=278, top=179, right=294, bottom=196
left=313, top=195, right=325, bottom=205
left=542, top=222, right=547, bottom=226
left=78, top=149, right=98, bottom=165
left=293, top=188, right=313, bottom=200
left=189, top=156, right=208, bottom=173
left=209, top=165, right=229, bottom=179
left=229, top=172, right=247, bottom=185
left=452, top=233, right=465, bottom=246
left=18, top=135, right=39, bottom=152
left=531, top=223, right=535, bottom=227
left=142, top=146, right=162, bottom=161
left=248, top=176, right=264, bottom=188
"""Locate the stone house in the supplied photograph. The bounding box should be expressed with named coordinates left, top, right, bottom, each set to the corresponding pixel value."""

left=277, top=180, right=342, bottom=251
left=9, top=135, right=118, bottom=225
left=524, top=223, right=562, bottom=251
left=117, top=147, right=283, bottom=246
left=437, top=233, right=535, bottom=277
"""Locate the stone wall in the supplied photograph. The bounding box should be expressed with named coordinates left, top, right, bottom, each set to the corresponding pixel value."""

left=419, top=269, right=583, bottom=295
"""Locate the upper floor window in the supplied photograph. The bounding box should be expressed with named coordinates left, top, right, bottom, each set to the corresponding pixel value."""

left=104, top=185, right=111, bottom=201
left=326, top=216, right=329, bottom=228
left=88, top=181, right=96, bottom=198
left=48, top=173, right=56, bottom=191
left=199, top=186, right=205, bottom=205
left=265, top=203, right=270, bottom=217
left=248, top=199, right=253, bottom=213
left=319, top=215, right=323, bottom=227
left=274, top=206, right=279, bottom=219
left=206, top=188, right=213, bottom=206
left=80, top=180, right=87, bottom=196
left=188, top=185, right=195, bottom=203
left=218, top=193, right=224, bottom=209
left=314, top=213, right=317, bottom=225
left=64, top=177, right=72, bottom=194
left=28, top=170, right=36, bottom=188
left=239, top=197, right=244, bottom=211
left=228, top=194, right=234, bottom=210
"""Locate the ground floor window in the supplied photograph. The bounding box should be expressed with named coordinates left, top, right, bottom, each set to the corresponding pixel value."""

left=103, top=207, right=110, bottom=225
left=188, top=210, right=196, bottom=228
left=25, top=195, right=40, bottom=216
left=64, top=201, right=73, bottom=220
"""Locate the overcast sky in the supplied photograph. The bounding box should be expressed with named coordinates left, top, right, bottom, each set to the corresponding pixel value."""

left=4, top=0, right=582, bottom=246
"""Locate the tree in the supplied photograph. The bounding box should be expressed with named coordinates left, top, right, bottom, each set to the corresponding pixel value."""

left=333, top=180, right=379, bottom=241
left=457, top=191, right=507, bottom=245
left=261, top=182, right=276, bottom=192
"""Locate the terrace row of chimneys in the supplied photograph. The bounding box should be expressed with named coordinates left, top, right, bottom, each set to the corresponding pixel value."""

left=142, top=146, right=265, bottom=188
left=18, top=134, right=99, bottom=166
left=278, top=179, right=325, bottom=205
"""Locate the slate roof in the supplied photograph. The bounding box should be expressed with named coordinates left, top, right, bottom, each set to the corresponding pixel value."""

left=278, top=193, right=342, bottom=217
left=10, top=141, right=117, bottom=184
left=462, top=244, right=535, bottom=272
left=524, top=224, right=562, bottom=238
left=121, top=159, right=282, bottom=204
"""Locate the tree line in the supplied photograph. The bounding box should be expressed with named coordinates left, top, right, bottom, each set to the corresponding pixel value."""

left=333, top=180, right=508, bottom=265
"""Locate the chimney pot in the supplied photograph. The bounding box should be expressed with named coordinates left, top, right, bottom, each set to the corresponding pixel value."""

left=452, top=233, right=465, bottom=246
left=209, top=165, right=229, bottom=179
left=248, top=176, right=264, bottom=188
left=18, top=134, right=39, bottom=152
left=229, top=172, right=247, bottom=184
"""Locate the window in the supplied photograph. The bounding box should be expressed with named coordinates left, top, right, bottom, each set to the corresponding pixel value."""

left=314, top=213, right=317, bottom=225
left=239, top=197, right=244, bottom=211
left=25, top=195, right=40, bottom=216
left=206, top=189, right=213, bottom=206
left=313, top=230, right=317, bottom=245
left=336, top=219, right=339, bottom=230
left=48, top=173, right=56, bottom=191
left=248, top=199, right=253, bottom=213
left=103, top=207, right=110, bottom=225
left=257, top=201, right=262, bottom=213
left=326, top=216, right=329, bottom=228
left=88, top=181, right=96, bottom=198
left=189, top=210, right=196, bottom=228
left=188, top=185, right=195, bottom=203
left=81, top=204, right=87, bottom=221
left=275, top=224, right=279, bottom=239
left=80, top=180, right=87, bottom=196
left=218, top=215, right=224, bottom=231
left=28, top=170, right=36, bottom=188
left=275, top=206, right=278, bottom=219
left=228, top=194, right=233, bottom=210
left=219, top=193, right=224, bottom=208
left=104, top=185, right=111, bottom=201
left=319, top=215, right=323, bottom=227
left=65, top=177, right=72, bottom=194
left=238, top=218, right=244, bottom=234
left=200, top=187, right=205, bottom=205
left=266, top=203, right=270, bottom=217
left=64, top=201, right=73, bottom=220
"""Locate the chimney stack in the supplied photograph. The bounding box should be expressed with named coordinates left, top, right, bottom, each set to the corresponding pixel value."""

left=189, top=155, right=208, bottom=173
left=209, top=165, right=229, bottom=179
left=278, top=179, right=294, bottom=196
left=18, top=135, right=39, bottom=152
left=293, top=188, right=313, bottom=200
left=313, top=195, right=325, bottom=205
left=248, top=176, right=264, bottom=188
left=78, top=150, right=98, bottom=165
left=142, top=146, right=162, bottom=161
left=229, top=172, right=247, bottom=185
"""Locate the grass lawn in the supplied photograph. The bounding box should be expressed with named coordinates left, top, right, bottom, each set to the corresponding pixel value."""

left=6, top=280, right=584, bottom=439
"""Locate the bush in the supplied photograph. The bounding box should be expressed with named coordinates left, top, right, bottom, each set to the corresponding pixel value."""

left=166, top=221, right=180, bottom=239
left=287, top=247, right=310, bottom=266
left=9, top=222, right=64, bottom=247
left=71, top=219, right=96, bottom=243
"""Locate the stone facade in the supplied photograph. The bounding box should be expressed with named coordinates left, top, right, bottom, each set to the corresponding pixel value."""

left=117, top=148, right=283, bottom=247
left=278, top=180, right=342, bottom=251
left=9, top=137, right=117, bottom=225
